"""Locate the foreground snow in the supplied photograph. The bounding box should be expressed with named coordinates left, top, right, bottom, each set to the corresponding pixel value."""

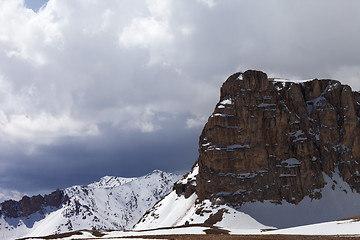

left=268, top=218, right=360, bottom=235
left=23, top=218, right=360, bottom=240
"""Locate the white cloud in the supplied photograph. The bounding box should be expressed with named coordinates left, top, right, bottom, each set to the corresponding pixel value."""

left=119, top=17, right=172, bottom=49
left=0, top=75, right=98, bottom=145
left=0, top=190, right=22, bottom=202
left=118, top=0, right=175, bottom=65
left=83, top=9, right=114, bottom=36
left=0, top=0, right=64, bottom=66
left=180, top=26, right=193, bottom=36
left=196, top=0, right=216, bottom=8
left=101, top=106, right=163, bottom=133
left=131, top=107, right=160, bottom=133
left=146, top=0, right=171, bottom=19
left=186, top=115, right=207, bottom=129
left=133, top=120, right=158, bottom=133
left=332, top=66, right=360, bottom=91
left=0, top=111, right=99, bottom=144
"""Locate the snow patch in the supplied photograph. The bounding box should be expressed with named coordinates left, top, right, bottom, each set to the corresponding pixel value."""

left=273, top=78, right=313, bottom=83
left=220, top=99, right=233, bottom=105
left=282, top=158, right=301, bottom=167
left=177, top=164, right=198, bottom=185
left=205, top=144, right=250, bottom=152
left=213, top=113, right=234, bottom=117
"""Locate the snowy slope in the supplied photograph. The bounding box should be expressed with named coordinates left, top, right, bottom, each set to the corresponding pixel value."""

left=134, top=191, right=270, bottom=232
left=0, top=170, right=180, bottom=239
left=135, top=165, right=360, bottom=232
left=19, top=219, right=360, bottom=240
left=268, top=218, right=360, bottom=236
left=134, top=166, right=271, bottom=232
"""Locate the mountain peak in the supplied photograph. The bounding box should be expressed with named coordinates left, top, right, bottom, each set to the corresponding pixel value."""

left=149, top=169, right=165, bottom=175
left=88, top=175, right=136, bottom=188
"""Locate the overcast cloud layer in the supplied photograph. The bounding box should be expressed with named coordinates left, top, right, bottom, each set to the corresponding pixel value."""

left=0, top=0, right=360, bottom=201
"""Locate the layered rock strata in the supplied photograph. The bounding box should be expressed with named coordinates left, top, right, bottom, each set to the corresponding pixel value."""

left=178, top=70, right=360, bottom=205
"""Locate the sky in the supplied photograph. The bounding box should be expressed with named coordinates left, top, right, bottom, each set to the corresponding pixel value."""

left=0, top=0, right=360, bottom=201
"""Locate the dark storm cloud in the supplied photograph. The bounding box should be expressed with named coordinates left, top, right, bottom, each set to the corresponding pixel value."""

left=0, top=115, right=200, bottom=195
left=0, top=0, right=360, bottom=200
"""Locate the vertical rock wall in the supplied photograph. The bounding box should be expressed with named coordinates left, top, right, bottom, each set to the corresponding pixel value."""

left=195, top=70, right=360, bottom=205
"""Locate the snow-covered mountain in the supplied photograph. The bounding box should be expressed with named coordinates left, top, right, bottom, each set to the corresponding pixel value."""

left=0, top=170, right=180, bottom=239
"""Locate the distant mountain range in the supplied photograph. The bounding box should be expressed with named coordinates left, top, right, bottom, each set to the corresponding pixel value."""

left=0, top=170, right=180, bottom=239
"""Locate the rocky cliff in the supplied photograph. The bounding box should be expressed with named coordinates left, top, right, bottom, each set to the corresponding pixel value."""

left=176, top=70, right=360, bottom=206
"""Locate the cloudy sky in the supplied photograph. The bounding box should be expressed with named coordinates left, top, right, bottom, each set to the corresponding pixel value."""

left=0, top=0, right=360, bottom=201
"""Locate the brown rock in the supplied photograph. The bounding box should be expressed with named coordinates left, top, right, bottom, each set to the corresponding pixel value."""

left=187, top=70, right=360, bottom=206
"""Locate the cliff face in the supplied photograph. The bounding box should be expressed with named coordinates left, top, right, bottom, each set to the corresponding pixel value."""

left=194, top=70, right=360, bottom=205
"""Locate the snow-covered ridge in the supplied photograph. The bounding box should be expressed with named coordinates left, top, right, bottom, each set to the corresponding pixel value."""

left=272, top=78, right=314, bottom=83
left=0, top=170, right=181, bottom=239
left=88, top=175, right=136, bottom=188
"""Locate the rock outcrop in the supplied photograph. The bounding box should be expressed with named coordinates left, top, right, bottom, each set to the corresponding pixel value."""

left=0, top=189, right=63, bottom=218
left=178, top=70, right=360, bottom=206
